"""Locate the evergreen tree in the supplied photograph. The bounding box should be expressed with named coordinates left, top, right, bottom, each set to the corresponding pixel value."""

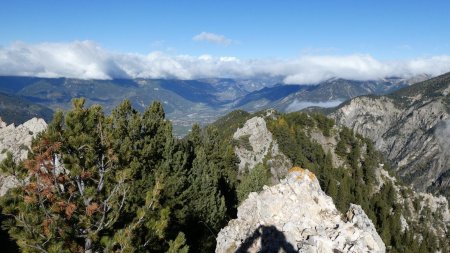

left=0, top=99, right=187, bottom=252
left=186, top=147, right=227, bottom=252
left=0, top=99, right=136, bottom=252
left=325, top=177, right=338, bottom=200
left=237, top=163, right=270, bottom=202
left=336, top=173, right=351, bottom=212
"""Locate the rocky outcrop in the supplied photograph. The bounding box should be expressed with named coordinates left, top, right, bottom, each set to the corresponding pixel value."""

left=0, top=117, right=47, bottom=161
left=0, top=117, right=47, bottom=196
left=233, top=116, right=291, bottom=181
left=216, top=168, right=385, bottom=253
left=331, top=75, right=450, bottom=199
left=307, top=117, right=449, bottom=239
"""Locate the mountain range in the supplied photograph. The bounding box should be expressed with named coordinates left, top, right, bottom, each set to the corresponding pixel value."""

left=0, top=75, right=428, bottom=136
left=0, top=91, right=53, bottom=125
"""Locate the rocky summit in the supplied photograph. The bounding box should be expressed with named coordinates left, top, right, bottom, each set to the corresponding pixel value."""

left=216, top=167, right=385, bottom=253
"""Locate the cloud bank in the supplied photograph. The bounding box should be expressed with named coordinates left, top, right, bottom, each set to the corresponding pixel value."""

left=192, top=32, right=234, bottom=45
left=1, top=41, right=450, bottom=84
left=286, top=100, right=344, bottom=112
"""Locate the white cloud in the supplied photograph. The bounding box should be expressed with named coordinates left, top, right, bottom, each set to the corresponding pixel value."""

left=192, top=32, right=234, bottom=45
left=1, top=41, right=450, bottom=83
left=286, top=100, right=344, bottom=112
left=0, top=41, right=127, bottom=79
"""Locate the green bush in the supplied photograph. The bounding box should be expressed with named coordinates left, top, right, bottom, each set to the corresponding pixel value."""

left=237, top=163, right=270, bottom=202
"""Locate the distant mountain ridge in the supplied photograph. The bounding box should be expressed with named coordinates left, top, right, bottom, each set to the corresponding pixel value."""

left=232, top=76, right=429, bottom=112
left=0, top=75, right=429, bottom=135
left=0, top=91, right=53, bottom=125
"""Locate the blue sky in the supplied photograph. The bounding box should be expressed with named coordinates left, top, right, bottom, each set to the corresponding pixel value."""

left=1, top=0, right=449, bottom=59
left=1, top=0, right=450, bottom=82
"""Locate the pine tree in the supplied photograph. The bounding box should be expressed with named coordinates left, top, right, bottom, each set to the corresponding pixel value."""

left=187, top=147, right=226, bottom=230
left=0, top=99, right=179, bottom=252
left=166, top=232, right=189, bottom=253
left=0, top=99, right=132, bottom=252
left=185, top=147, right=227, bottom=252
left=336, top=174, right=351, bottom=212
left=326, top=177, right=338, bottom=200
left=237, top=163, right=270, bottom=202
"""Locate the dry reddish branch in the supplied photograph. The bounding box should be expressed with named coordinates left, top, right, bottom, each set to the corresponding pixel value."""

left=65, top=203, right=77, bottom=219
left=24, top=195, right=37, bottom=204
left=86, top=202, right=99, bottom=216
left=80, top=171, right=92, bottom=179
left=42, top=218, right=53, bottom=236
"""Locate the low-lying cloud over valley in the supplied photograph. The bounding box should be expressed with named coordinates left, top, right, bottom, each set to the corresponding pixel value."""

left=286, top=100, right=344, bottom=112
left=2, top=41, right=450, bottom=84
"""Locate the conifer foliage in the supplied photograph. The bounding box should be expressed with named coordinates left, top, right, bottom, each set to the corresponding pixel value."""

left=0, top=98, right=237, bottom=253
left=267, top=111, right=448, bottom=253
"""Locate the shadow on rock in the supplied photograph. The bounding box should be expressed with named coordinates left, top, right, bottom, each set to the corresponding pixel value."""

left=236, top=225, right=297, bottom=253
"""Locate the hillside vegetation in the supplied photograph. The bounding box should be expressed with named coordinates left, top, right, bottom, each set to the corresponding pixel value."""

left=0, top=100, right=447, bottom=252
left=0, top=92, right=53, bottom=125
left=331, top=71, right=450, bottom=199
left=265, top=112, right=448, bottom=252
left=0, top=99, right=239, bottom=252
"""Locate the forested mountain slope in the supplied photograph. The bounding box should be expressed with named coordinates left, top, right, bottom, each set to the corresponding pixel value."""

left=331, top=72, right=450, bottom=199
left=0, top=92, right=53, bottom=125
left=217, top=110, right=449, bottom=252
left=0, top=101, right=447, bottom=252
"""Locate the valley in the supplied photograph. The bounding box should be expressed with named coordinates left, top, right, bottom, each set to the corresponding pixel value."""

left=0, top=75, right=424, bottom=137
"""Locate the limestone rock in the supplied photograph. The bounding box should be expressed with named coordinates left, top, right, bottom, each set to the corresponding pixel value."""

left=0, top=175, right=19, bottom=197
left=331, top=82, right=450, bottom=198
left=0, top=117, right=47, bottom=196
left=0, top=117, right=47, bottom=161
left=233, top=116, right=291, bottom=181
left=216, top=168, right=385, bottom=253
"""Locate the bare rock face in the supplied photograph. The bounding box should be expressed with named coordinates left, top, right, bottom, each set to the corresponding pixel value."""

left=0, top=117, right=47, bottom=196
left=0, top=175, right=18, bottom=198
left=0, top=117, right=47, bottom=161
left=216, top=168, right=385, bottom=253
left=233, top=116, right=291, bottom=181
left=331, top=83, right=450, bottom=198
